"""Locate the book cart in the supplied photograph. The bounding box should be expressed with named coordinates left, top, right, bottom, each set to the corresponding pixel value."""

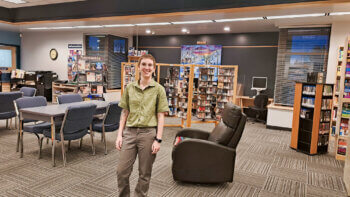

left=290, top=82, right=333, bottom=155
left=121, top=62, right=238, bottom=128
left=333, top=38, right=350, bottom=161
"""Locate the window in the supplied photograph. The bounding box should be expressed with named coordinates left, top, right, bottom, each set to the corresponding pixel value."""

left=274, top=28, right=330, bottom=106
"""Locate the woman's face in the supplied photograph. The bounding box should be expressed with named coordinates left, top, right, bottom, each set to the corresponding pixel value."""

left=139, top=58, right=155, bottom=78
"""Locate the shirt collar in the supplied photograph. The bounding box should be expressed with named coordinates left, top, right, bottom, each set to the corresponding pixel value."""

left=133, top=79, right=156, bottom=90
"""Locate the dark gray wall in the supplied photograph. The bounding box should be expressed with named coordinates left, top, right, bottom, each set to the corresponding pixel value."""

left=135, top=32, right=278, bottom=97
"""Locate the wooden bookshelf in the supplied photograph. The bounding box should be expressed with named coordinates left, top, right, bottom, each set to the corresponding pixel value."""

left=291, top=82, right=333, bottom=155
left=333, top=38, right=350, bottom=161
left=344, top=135, right=350, bottom=196
left=121, top=62, right=238, bottom=128
left=52, top=82, right=80, bottom=104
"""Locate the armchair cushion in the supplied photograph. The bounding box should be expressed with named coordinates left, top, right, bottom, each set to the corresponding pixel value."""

left=222, top=102, right=242, bottom=129
left=0, top=111, right=16, bottom=119
left=43, top=128, right=88, bottom=141
left=172, top=138, right=235, bottom=183
left=23, top=122, right=51, bottom=133
left=175, top=128, right=210, bottom=140
left=92, top=119, right=119, bottom=132
left=207, top=122, right=234, bottom=145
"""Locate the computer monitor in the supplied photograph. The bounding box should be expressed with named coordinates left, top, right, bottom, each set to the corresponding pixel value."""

left=252, top=77, right=267, bottom=95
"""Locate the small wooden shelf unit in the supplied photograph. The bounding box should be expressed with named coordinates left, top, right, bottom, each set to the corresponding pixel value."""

left=291, top=82, right=333, bottom=155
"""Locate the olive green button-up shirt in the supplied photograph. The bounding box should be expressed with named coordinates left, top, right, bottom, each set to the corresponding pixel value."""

left=118, top=80, right=169, bottom=127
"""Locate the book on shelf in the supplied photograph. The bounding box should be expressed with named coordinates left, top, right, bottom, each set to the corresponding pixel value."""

left=301, top=97, right=315, bottom=107
left=337, top=139, right=347, bottom=155
left=86, top=71, right=96, bottom=82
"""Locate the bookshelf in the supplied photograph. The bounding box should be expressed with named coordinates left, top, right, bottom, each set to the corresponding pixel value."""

left=344, top=135, right=350, bottom=196
left=334, top=38, right=350, bottom=161
left=121, top=62, right=238, bottom=128
left=291, top=82, right=333, bottom=155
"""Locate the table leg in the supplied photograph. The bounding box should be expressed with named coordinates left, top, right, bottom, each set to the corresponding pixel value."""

left=240, top=98, right=244, bottom=112
left=90, top=125, right=95, bottom=156
left=60, top=130, right=66, bottom=167
left=51, top=117, right=56, bottom=167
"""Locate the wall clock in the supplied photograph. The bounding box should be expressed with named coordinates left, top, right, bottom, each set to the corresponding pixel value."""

left=50, top=48, right=58, bottom=60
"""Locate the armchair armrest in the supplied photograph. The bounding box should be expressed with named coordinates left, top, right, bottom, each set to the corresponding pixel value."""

left=172, top=138, right=236, bottom=183
left=175, top=128, right=210, bottom=140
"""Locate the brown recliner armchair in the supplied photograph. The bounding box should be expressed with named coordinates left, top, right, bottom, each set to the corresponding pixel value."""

left=172, top=103, right=246, bottom=183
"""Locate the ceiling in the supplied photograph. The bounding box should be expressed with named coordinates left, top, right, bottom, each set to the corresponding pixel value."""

left=1, top=1, right=350, bottom=36
left=0, top=0, right=84, bottom=8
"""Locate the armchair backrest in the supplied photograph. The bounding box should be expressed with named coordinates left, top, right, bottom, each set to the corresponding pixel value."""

left=254, top=94, right=268, bottom=109
left=207, top=103, right=246, bottom=148
left=20, top=87, right=36, bottom=97
left=15, top=96, right=47, bottom=110
left=62, top=103, right=96, bottom=134
left=0, top=92, right=22, bottom=113
left=104, top=101, right=122, bottom=125
left=58, top=94, right=83, bottom=104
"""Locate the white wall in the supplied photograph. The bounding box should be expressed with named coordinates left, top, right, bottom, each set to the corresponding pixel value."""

left=326, top=22, right=350, bottom=84
left=21, top=31, right=83, bottom=80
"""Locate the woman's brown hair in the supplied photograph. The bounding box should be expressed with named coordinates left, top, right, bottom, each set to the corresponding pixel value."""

left=137, top=54, right=157, bottom=68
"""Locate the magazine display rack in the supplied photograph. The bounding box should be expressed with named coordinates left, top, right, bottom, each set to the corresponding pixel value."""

left=121, top=62, right=238, bottom=128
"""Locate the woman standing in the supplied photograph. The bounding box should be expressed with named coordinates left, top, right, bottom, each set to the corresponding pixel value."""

left=116, top=54, right=169, bottom=197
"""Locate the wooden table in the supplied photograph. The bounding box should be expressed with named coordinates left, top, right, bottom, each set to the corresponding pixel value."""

left=236, top=96, right=274, bottom=112
left=19, top=100, right=109, bottom=166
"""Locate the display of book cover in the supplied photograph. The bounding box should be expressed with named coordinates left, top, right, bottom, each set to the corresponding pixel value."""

left=215, top=68, right=235, bottom=119
left=196, top=67, right=216, bottom=120
left=67, top=51, right=106, bottom=96
left=164, top=67, right=180, bottom=117
left=177, top=67, right=190, bottom=119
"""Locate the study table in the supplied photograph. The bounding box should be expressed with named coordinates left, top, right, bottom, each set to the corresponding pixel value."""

left=235, top=96, right=274, bottom=112
left=19, top=100, right=109, bottom=166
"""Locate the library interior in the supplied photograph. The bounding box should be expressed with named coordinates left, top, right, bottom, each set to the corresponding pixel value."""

left=0, top=0, right=350, bottom=196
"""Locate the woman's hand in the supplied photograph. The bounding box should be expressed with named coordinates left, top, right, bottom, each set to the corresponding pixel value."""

left=116, top=135, right=123, bottom=150
left=151, top=141, right=160, bottom=154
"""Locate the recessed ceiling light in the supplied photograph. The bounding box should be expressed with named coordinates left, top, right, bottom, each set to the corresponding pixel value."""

left=186, top=31, right=190, bottom=34
left=329, top=12, right=350, bottom=16
left=224, top=26, right=230, bottom=31
left=266, top=13, right=325, bottom=19
left=215, top=17, right=263, bottom=22
left=136, top=22, right=171, bottom=26
left=173, top=20, right=213, bottom=25
left=146, top=29, right=151, bottom=34
left=151, top=31, right=155, bottom=35
left=104, top=24, right=134, bottom=27
left=27, top=27, right=49, bottom=30
left=75, top=25, right=103, bottom=29
left=181, top=28, right=188, bottom=33
left=3, top=0, right=26, bottom=4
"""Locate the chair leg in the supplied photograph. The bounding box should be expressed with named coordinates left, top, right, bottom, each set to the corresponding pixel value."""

left=16, top=128, right=20, bottom=152
left=102, top=129, right=107, bottom=155
left=20, top=131, right=24, bottom=158
left=47, top=138, right=49, bottom=144
left=101, top=133, right=104, bottom=142
left=90, top=125, right=95, bottom=155
left=38, top=137, right=44, bottom=159
left=61, top=140, right=66, bottom=167
left=68, top=140, right=71, bottom=151
left=80, top=138, right=83, bottom=149
left=15, top=117, right=18, bottom=129
left=6, top=119, right=8, bottom=129
left=9, top=118, right=12, bottom=130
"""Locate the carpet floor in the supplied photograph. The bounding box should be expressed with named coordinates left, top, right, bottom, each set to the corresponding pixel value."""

left=0, top=119, right=347, bottom=197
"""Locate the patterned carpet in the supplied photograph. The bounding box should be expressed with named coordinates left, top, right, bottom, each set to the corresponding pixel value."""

left=0, top=118, right=347, bottom=197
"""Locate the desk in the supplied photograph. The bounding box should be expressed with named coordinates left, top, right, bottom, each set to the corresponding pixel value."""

left=236, top=96, right=273, bottom=112
left=19, top=100, right=108, bottom=166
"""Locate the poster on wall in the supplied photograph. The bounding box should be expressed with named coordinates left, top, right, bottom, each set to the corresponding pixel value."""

left=180, top=45, right=222, bottom=79
left=68, top=49, right=82, bottom=82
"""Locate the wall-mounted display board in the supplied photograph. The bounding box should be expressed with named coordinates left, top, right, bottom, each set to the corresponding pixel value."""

left=121, top=62, right=238, bottom=128
left=290, top=82, right=333, bottom=155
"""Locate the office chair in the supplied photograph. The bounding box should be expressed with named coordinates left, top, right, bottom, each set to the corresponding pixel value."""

left=248, top=94, right=268, bottom=123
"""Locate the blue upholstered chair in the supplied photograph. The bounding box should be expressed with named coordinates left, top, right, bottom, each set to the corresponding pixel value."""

left=92, top=101, right=121, bottom=154
left=57, top=94, right=83, bottom=104
left=43, top=103, right=96, bottom=167
left=14, top=96, right=51, bottom=158
left=19, top=87, right=36, bottom=97
left=0, top=92, right=22, bottom=129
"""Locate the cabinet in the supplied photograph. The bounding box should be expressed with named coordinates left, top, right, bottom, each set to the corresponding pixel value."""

left=291, top=82, right=333, bottom=155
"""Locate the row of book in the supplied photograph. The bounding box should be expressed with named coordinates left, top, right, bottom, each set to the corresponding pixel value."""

left=321, top=99, right=332, bottom=110
left=342, top=103, right=350, bottom=118
left=320, top=110, right=331, bottom=122
left=323, top=85, right=333, bottom=96
left=337, top=139, right=347, bottom=155
left=319, top=123, right=330, bottom=134
left=302, top=85, right=316, bottom=95
left=302, top=97, right=315, bottom=108
left=344, top=79, right=350, bottom=98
